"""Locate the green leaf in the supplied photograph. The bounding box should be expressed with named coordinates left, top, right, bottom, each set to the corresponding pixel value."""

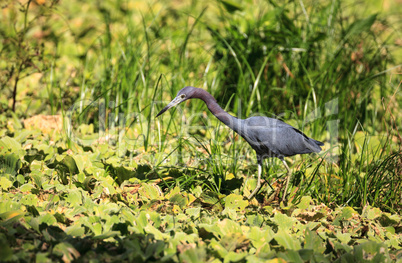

left=114, top=165, right=136, bottom=185
left=200, top=191, right=220, bottom=205
left=31, top=170, right=45, bottom=189
left=14, top=130, right=33, bottom=143
left=61, top=155, right=79, bottom=174
left=0, top=153, right=21, bottom=177
left=217, top=219, right=243, bottom=236
left=0, top=177, right=12, bottom=190
left=222, top=208, right=237, bottom=220
left=245, top=213, right=264, bottom=227
left=91, top=223, right=103, bottom=236
left=273, top=213, right=297, bottom=231
left=144, top=224, right=169, bottom=240
left=82, top=175, right=96, bottom=191
left=41, top=225, right=67, bottom=242
left=97, top=180, right=115, bottom=195
left=297, top=196, right=312, bottom=209
left=340, top=241, right=391, bottom=262
left=198, top=223, right=222, bottom=240
left=336, top=233, right=352, bottom=244
left=20, top=194, right=39, bottom=206
left=35, top=252, right=51, bottom=263
left=16, top=174, right=24, bottom=184
left=220, top=0, right=243, bottom=13
left=298, top=249, right=316, bottom=262
left=121, top=207, right=136, bottom=224
left=224, top=251, right=247, bottom=263
left=210, top=238, right=228, bottom=258
left=380, top=213, right=401, bottom=226
left=304, top=229, right=325, bottom=253
left=274, top=230, right=301, bottom=250
left=341, top=207, right=357, bottom=220
left=93, top=231, right=120, bottom=240
left=66, top=189, right=82, bottom=206
left=39, top=213, right=57, bottom=226
left=248, top=226, right=274, bottom=249
left=0, top=137, right=21, bottom=152
left=139, top=183, right=161, bottom=200
left=179, top=247, right=207, bottom=263
left=186, top=207, right=201, bottom=218
left=277, top=249, right=304, bottom=263
left=169, top=193, right=188, bottom=209
left=224, top=194, right=248, bottom=211
left=220, top=232, right=248, bottom=253
left=53, top=242, right=80, bottom=262
left=245, top=254, right=271, bottom=263
left=135, top=211, right=149, bottom=231
left=144, top=240, right=165, bottom=260
left=363, top=206, right=382, bottom=220
left=19, top=183, right=34, bottom=192
left=0, top=211, right=24, bottom=225
left=165, top=186, right=180, bottom=199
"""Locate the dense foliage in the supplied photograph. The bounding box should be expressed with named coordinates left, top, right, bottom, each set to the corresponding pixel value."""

left=0, top=0, right=401, bottom=261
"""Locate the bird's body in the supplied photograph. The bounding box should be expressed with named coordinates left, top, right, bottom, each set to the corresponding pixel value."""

left=156, top=86, right=323, bottom=200
left=229, top=116, right=323, bottom=159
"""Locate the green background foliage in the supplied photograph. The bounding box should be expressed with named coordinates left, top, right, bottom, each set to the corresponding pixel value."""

left=0, top=0, right=401, bottom=261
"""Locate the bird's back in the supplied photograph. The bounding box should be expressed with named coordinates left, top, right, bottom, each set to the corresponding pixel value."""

left=237, top=116, right=323, bottom=159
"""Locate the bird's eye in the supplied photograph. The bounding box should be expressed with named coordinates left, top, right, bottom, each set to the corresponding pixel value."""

left=180, top=94, right=186, bottom=99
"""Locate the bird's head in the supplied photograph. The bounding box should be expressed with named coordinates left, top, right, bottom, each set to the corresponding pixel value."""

left=156, top=86, right=197, bottom=117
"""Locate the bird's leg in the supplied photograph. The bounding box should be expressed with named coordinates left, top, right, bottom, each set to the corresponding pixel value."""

left=281, top=159, right=291, bottom=202
left=248, top=159, right=263, bottom=200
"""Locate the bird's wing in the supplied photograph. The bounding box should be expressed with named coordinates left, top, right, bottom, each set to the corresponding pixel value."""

left=242, top=117, right=322, bottom=157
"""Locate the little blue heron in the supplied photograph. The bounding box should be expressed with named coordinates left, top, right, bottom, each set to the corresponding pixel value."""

left=156, top=86, right=323, bottom=201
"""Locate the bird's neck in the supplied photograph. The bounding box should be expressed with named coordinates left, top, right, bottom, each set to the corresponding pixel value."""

left=206, top=100, right=238, bottom=127
left=193, top=89, right=241, bottom=133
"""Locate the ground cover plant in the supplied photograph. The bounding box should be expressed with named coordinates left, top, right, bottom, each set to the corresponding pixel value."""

left=0, top=0, right=401, bottom=262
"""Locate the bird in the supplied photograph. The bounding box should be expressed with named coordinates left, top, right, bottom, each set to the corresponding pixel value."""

left=156, top=86, right=324, bottom=201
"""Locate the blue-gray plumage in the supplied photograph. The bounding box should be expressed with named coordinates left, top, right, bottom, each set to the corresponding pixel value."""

left=156, top=86, right=324, bottom=200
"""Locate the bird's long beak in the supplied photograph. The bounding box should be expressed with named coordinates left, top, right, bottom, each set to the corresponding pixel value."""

left=155, top=96, right=185, bottom=118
